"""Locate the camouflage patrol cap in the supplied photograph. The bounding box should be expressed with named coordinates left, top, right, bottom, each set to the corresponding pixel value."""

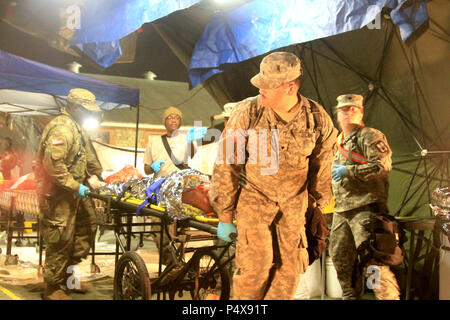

left=250, top=52, right=302, bottom=89
left=335, top=94, right=364, bottom=110
left=67, top=88, right=100, bottom=111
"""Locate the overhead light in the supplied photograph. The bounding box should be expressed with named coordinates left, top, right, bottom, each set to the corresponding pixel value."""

left=83, top=117, right=99, bottom=130
left=67, top=61, right=82, bottom=73
left=142, top=71, right=157, bottom=80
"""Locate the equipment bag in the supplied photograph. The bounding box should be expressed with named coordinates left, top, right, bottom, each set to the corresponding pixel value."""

left=368, top=214, right=407, bottom=266
left=305, top=205, right=329, bottom=265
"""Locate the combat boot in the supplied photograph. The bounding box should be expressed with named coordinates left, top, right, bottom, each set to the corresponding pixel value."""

left=43, top=285, right=72, bottom=300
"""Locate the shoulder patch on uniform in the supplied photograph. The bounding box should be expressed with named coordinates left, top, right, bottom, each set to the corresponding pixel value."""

left=51, top=137, right=65, bottom=145
left=375, top=141, right=389, bottom=153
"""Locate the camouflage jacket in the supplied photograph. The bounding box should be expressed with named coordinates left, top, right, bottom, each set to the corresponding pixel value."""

left=332, top=126, right=392, bottom=213
left=210, top=94, right=337, bottom=227
left=35, top=110, right=103, bottom=196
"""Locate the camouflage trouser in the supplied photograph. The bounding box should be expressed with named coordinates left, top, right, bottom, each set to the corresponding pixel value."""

left=329, top=207, right=400, bottom=300
left=233, top=218, right=308, bottom=300
left=40, top=192, right=97, bottom=290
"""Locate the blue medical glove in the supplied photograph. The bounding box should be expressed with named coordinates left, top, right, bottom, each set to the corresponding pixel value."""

left=78, top=184, right=90, bottom=198
left=151, top=160, right=166, bottom=173
left=186, top=127, right=207, bottom=142
left=332, top=164, right=347, bottom=181
left=217, top=222, right=237, bottom=243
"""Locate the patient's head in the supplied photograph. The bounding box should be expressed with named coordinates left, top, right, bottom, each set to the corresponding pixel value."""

left=181, top=184, right=215, bottom=216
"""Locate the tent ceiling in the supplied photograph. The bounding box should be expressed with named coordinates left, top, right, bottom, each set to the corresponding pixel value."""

left=0, top=49, right=140, bottom=115
left=190, top=0, right=450, bottom=219
left=0, top=90, right=63, bottom=116
left=86, top=73, right=222, bottom=126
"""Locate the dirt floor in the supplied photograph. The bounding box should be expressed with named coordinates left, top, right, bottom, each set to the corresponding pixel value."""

left=0, top=229, right=373, bottom=301
left=0, top=228, right=233, bottom=301
left=0, top=229, right=165, bottom=300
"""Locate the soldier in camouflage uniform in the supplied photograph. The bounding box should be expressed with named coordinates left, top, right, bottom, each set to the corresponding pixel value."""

left=329, top=94, right=400, bottom=300
left=210, top=52, right=337, bottom=300
left=35, top=88, right=105, bottom=300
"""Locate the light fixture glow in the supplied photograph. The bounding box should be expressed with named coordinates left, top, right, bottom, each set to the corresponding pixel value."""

left=83, top=117, right=99, bottom=130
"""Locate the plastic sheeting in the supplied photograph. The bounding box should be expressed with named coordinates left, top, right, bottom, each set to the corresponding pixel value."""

left=188, top=0, right=429, bottom=87
left=92, top=141, right=146, bottom=177
left=93, top=139, right=218, bottom=178
left=0, top=50, right=139, bottom=114
left=71, top=0, right=201, bottom=67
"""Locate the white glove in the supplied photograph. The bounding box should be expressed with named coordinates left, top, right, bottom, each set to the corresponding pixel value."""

left=88, top=175, right=106, bottom=190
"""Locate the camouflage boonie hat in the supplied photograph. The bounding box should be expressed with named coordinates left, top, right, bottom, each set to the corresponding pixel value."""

left=67, top=88, right=100, bottom=111
left=335, top=94, right=364, bottom=111
left=251, top=52, right=302, bottom=89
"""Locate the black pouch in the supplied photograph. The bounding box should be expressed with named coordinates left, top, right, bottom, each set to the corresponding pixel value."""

left=368, top=214, right=406, bottom=266
left=305, top=206, right=330, bottom=265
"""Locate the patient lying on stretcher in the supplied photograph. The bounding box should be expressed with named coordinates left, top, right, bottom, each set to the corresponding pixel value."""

left=99, top=169, right=216, bottom=220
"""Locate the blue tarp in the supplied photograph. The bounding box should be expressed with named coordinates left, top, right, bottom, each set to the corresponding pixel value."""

left=71, top=0, right=201, bottom=67
left=188, top=0, right=429, bottom=87
left=0, top=49, right=139, bottom=110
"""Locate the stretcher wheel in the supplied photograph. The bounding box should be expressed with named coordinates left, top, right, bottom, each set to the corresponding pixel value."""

left=189, top=250, right=231, bottom=300
left=114, top=251, right=151, bottom=300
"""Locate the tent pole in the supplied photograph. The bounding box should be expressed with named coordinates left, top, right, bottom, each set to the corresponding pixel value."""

left=134, top=105, right=140, bottom=167
left=396, top=157, right=421, bottom=216
left=422, top=156, right=433, bottom=217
